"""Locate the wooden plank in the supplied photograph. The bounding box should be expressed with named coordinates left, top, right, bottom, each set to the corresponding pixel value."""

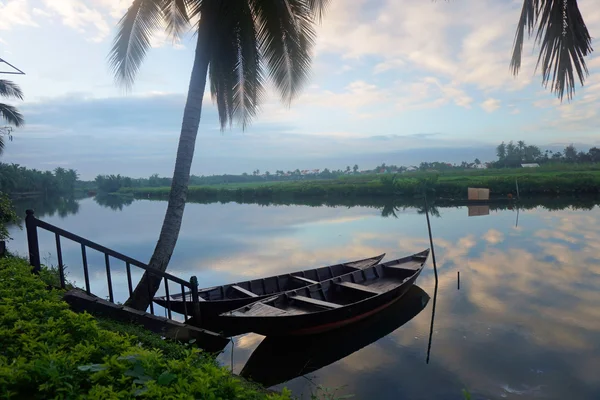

left=236, top=302, right=290, bottom=317
left=291, top=295, right=342, bottom=309
left=63, top=289, right=229, bottom=352
left=232, top=285, right=259, bottom=298
left=291, top=275, right=318, bottom=285
left=334, top=281, right=382, bottom=294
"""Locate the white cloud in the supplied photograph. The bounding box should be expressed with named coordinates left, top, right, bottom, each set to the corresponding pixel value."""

left=32, top=7, right=51, bottom=17
left=483, top=229, right=504, bottom=244
left=481, top=98, right=501, bottom=113
left=41, top=0, right=110, bottom=42
left=373, top=59, right=405, bottom=74
left=0, top=0, right=38, bottom=30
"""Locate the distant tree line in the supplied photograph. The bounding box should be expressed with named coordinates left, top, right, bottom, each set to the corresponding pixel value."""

left=93, top=141, right=600, bottom=192
left=93, top=167, right=369, bottom=193
left=493, top=141, right=600, bottom=168
left=0, top=163, right=79, bottom=197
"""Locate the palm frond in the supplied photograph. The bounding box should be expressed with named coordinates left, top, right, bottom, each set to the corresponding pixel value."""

left=510, top=0, right=537, bottom=75
left=231, top=0, right=264, bottom=129
left=0, top=80, right=24, bottom=100
left=109, top=0, right=166, bottom=90
left=307, top=0, right=331, bottom=21
left=511, top=0, right=593, bottom=101
left=0, top=103, right=24, bottom=127
left=251, top=0, right=316, bottom=105
left=208, top=2, right=237, bottom=130
left=163, top=0, right=191, bottom=41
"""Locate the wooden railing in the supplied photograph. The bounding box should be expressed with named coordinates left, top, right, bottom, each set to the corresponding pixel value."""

left=25, top=209, right=201, bottom=323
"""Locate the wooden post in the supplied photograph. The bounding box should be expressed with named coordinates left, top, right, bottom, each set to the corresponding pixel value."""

left=423, top=195, right=438, bottom=282
left=515, top=178, right=520, bottom=199
left=190, top=276, right=201, bottom=324
left=25, top=210, right=41, bottom=274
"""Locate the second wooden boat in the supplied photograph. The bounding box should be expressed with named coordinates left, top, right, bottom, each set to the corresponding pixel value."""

left=153, top=253, right=385, bottom=319
left=217, top=249, right=429, bottom=336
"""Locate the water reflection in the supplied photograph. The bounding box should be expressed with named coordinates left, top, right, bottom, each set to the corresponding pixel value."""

left=93, top=193, right=135, bottom=211
left=7, top=196, right=600, bottom=399
left=241, top=285, right=430, bottom=387
left=10, top=195, right=81, bottom=220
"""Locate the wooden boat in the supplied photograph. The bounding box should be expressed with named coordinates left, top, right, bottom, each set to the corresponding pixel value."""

left=153, top=253, right=385, bottom=319
left=217, top=249, right=429, bottom=336
left=240, top=285, right=430, bottom=387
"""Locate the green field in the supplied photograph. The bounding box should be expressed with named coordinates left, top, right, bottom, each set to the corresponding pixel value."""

left=120, top=165, right=600, bottom=202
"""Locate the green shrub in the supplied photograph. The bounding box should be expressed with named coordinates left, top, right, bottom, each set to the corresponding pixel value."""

left=0, top=257, right=290, bottom=399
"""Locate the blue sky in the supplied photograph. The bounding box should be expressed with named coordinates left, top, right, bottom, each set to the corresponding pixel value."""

left=1, top=0, right=599, bottom=179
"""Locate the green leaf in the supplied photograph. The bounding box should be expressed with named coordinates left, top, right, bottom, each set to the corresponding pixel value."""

left=157, top=371, right=177, bottom=386
left=118, top=355, right=141, bottom=363
left=77, top=364, right=107, bottom=372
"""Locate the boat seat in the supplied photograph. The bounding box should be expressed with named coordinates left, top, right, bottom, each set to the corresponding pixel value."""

left=334, top=281, right=382, bottom=294
left=231, top=285, right=259, bottom=298
left=291, top=275, right=318, bottom=285
left=291, top=295, right=342, bottom=309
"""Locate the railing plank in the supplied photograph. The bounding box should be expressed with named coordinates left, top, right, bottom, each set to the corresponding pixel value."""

left=81, top=244, right=91, bottom=295
left=55, top=233, right=65, bottom=289
left=105, top=254, right=114, bottom=303
left=34, top=219, right=190, bottom=287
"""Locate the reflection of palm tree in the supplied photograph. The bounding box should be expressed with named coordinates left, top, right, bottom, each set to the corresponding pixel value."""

left=111, top=0, right=329, bottom=310
left=416, top=204, right=441, bottom=218
left=380, top=203, right=399, bottom=218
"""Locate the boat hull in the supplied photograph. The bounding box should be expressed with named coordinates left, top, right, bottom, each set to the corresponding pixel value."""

left=216, top=266, right=424, bottom=336
left=153, top=253, right=386, bottom=320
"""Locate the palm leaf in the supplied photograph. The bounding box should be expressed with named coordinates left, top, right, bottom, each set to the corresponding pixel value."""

left=208, top=2, right=238, bottom=130
left=163, top=0, right=191, bottom=41
left=250, top=0, right=316, bottom=105
left=0, top=103, right=24, bottom=127
left=0, top=80, right=24, bottom=100
left=231, top=0, right=264, bottom=129
left=109, top=0, right=166, bottom=89
left=307, top=0, right=332, bottom=21
left=511, top=0, right=593, bottom=101
left=510, top=0, right=537, bottom=76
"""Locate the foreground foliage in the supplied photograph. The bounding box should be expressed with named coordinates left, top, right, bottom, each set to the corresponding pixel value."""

left=0, top=257, right=290, bottom=399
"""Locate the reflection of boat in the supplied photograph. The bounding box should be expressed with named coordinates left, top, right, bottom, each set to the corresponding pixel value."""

left=153, top=254, right=385, bottom=319
left=218, top=250, right=429, bottom=336
left=240, top=285, right=430, bottom=387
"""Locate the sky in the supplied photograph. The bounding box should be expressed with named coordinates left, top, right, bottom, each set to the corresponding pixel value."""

left=1, top=0, right=599, bottom=179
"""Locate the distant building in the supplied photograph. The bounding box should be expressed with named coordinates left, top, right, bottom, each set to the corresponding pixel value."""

left=474, top=164, right=487, bottom=169
left=406, top=166, right=418, bottom=172
left=521, top=163, right=540, bottom=168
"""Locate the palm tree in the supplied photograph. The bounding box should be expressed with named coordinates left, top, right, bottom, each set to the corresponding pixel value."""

left=111, top=0, right=329, bottom=310
left=510, top=0, right=593, bottom=101
left=0, top=79, right=24, bottom=155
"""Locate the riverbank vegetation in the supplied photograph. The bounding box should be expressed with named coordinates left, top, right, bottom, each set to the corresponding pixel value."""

left=0, top=256, right=291, bottom=399
left=0, top=163, right=79, bottom=198
left=120, top=167, right=600, bottom=202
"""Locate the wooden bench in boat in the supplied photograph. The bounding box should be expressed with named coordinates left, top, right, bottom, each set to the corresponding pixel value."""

left=232, top=285, right=259, bottom=298
left=291, top=275, right=318, bottom=285
left=291, top=295, right=342, bottom=309
left=334, top=281, right=382, bottom=295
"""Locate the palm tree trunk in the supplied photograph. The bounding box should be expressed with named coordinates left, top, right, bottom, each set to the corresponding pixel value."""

left=125, top=24, right=210, bottom=311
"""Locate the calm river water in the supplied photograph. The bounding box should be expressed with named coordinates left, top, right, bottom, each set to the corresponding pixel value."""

left=7, top=197, right=600, bottom=400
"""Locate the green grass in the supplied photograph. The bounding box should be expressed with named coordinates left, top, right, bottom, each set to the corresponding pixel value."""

left=120, top=167, right=600, bottom=203
left=0, top=256, right=291, bottom=400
